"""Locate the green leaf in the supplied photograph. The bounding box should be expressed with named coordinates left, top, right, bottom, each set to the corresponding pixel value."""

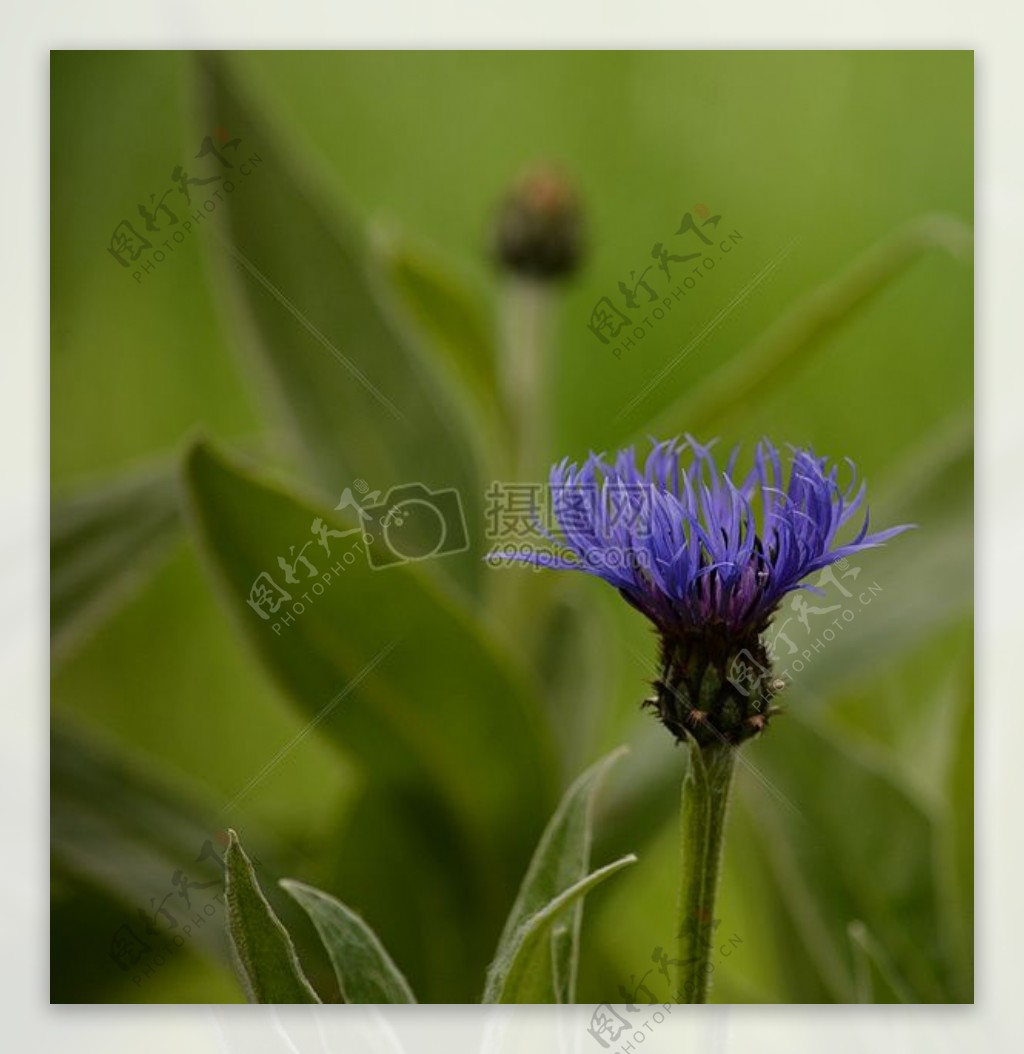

left=182, top=438, right=553, bottom=841
left=537, top=588, right=616, bottom=779
left=483, top=855, right=636, bottom=1003
left=789, top=413, right=972, bottom=704
left=714, top=797, right=835, bottom=1002
left=193, top=55, right=481, bottom=590
left=639, top=214, right=973, bottom=440
left=725, top=619, right=972, bottom=1005
left=372, top=227, right=508, bottom=447
left=848, top=920, right=914, bottom=1003
left=281, top=879, right=416, bottom=1003
left=483, top=747, right=632, bottom=1003
left=51, top=465, right=181, bottom=661
left=50, top=714, right=235, bottom=964
left=321, top=784, right=492, bottom=1002
left=182, top=438, right=556, bottom=995
left=224, top=830, right=320, bottom=1003
left=738, top=714, right=948, bottom=1002
left=936, top=645, right=974, bottom=1000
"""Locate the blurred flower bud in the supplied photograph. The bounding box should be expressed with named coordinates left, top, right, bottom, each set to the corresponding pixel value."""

left=491, top=165, right=584, bottom=280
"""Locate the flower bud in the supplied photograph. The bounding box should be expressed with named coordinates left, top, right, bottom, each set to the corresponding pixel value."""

left=491, top=165, right=584, bottom=280
left=644, top=630, right=777, bottom=747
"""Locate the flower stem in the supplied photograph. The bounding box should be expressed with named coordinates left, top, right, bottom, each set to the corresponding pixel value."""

left=497, top=276, right=553, bottom=480
left=676, top=739, right=736, bottom=1003
left=487, top=277, right=556, bottom=640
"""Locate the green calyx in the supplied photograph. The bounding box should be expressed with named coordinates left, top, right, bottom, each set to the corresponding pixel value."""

left=644, top=629, right=783, bottom=747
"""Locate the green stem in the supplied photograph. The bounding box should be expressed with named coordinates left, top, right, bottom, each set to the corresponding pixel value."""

left=676, top=740, right=736, bottom=1003
left=497, top=275, right=554, bottom=480
left=486, top=277, right=556, bottom=640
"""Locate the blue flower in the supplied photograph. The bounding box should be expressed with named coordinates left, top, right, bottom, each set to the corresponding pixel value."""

left=498, top=437, right=911, bottom=744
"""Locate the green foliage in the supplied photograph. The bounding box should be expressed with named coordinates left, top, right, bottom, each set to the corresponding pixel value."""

left=224, top=755, right=632, bottom=1003
left=645, top=214, right=973, bottom=442
left=848, top=920, right=914, bottom=1003
left=193, top=55, right=483, bottom=597
left=483, top=747, right=633, bottom=1002
left=50, top=50, right=973, bottom=1004
left=181, top=438, right=557, bottom=997
left=50, top=716, right=230, bottom=965
left=371, top=227, right=509, bottom=456
left=483, top=856, right=636, bottom=1003
left=224, top=831, right=321, bottom=1003
left=281, top=879, right=417, bottom=1003
left=51, top=464, right=182, bottom=661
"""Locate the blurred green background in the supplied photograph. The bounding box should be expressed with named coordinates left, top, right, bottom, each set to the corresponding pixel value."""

left=50, top=51, right=973, bottom=1004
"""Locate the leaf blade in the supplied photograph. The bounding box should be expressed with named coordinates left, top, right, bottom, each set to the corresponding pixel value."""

left=281, top=879, right=416, bottom=1004
left=181, top=438, right=553, bottom=841
left=848, top=920, right=915, bottom=1004
left=51, top=714, right=236, bottom=965
left=639, top=214, right=973, bottom=440
left=224, top=830, right=320, bottom=1003
left=371, top=227, right=506, bottom=442
left=51, top=465, right=181, bottom=661
left=183, top=439, right=556, bottom=994
left=483, top=747, right=632, bottom=1004
left=194, top=55, right=482, bottom=595
left=483, top=855, right=637, bottom=1003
